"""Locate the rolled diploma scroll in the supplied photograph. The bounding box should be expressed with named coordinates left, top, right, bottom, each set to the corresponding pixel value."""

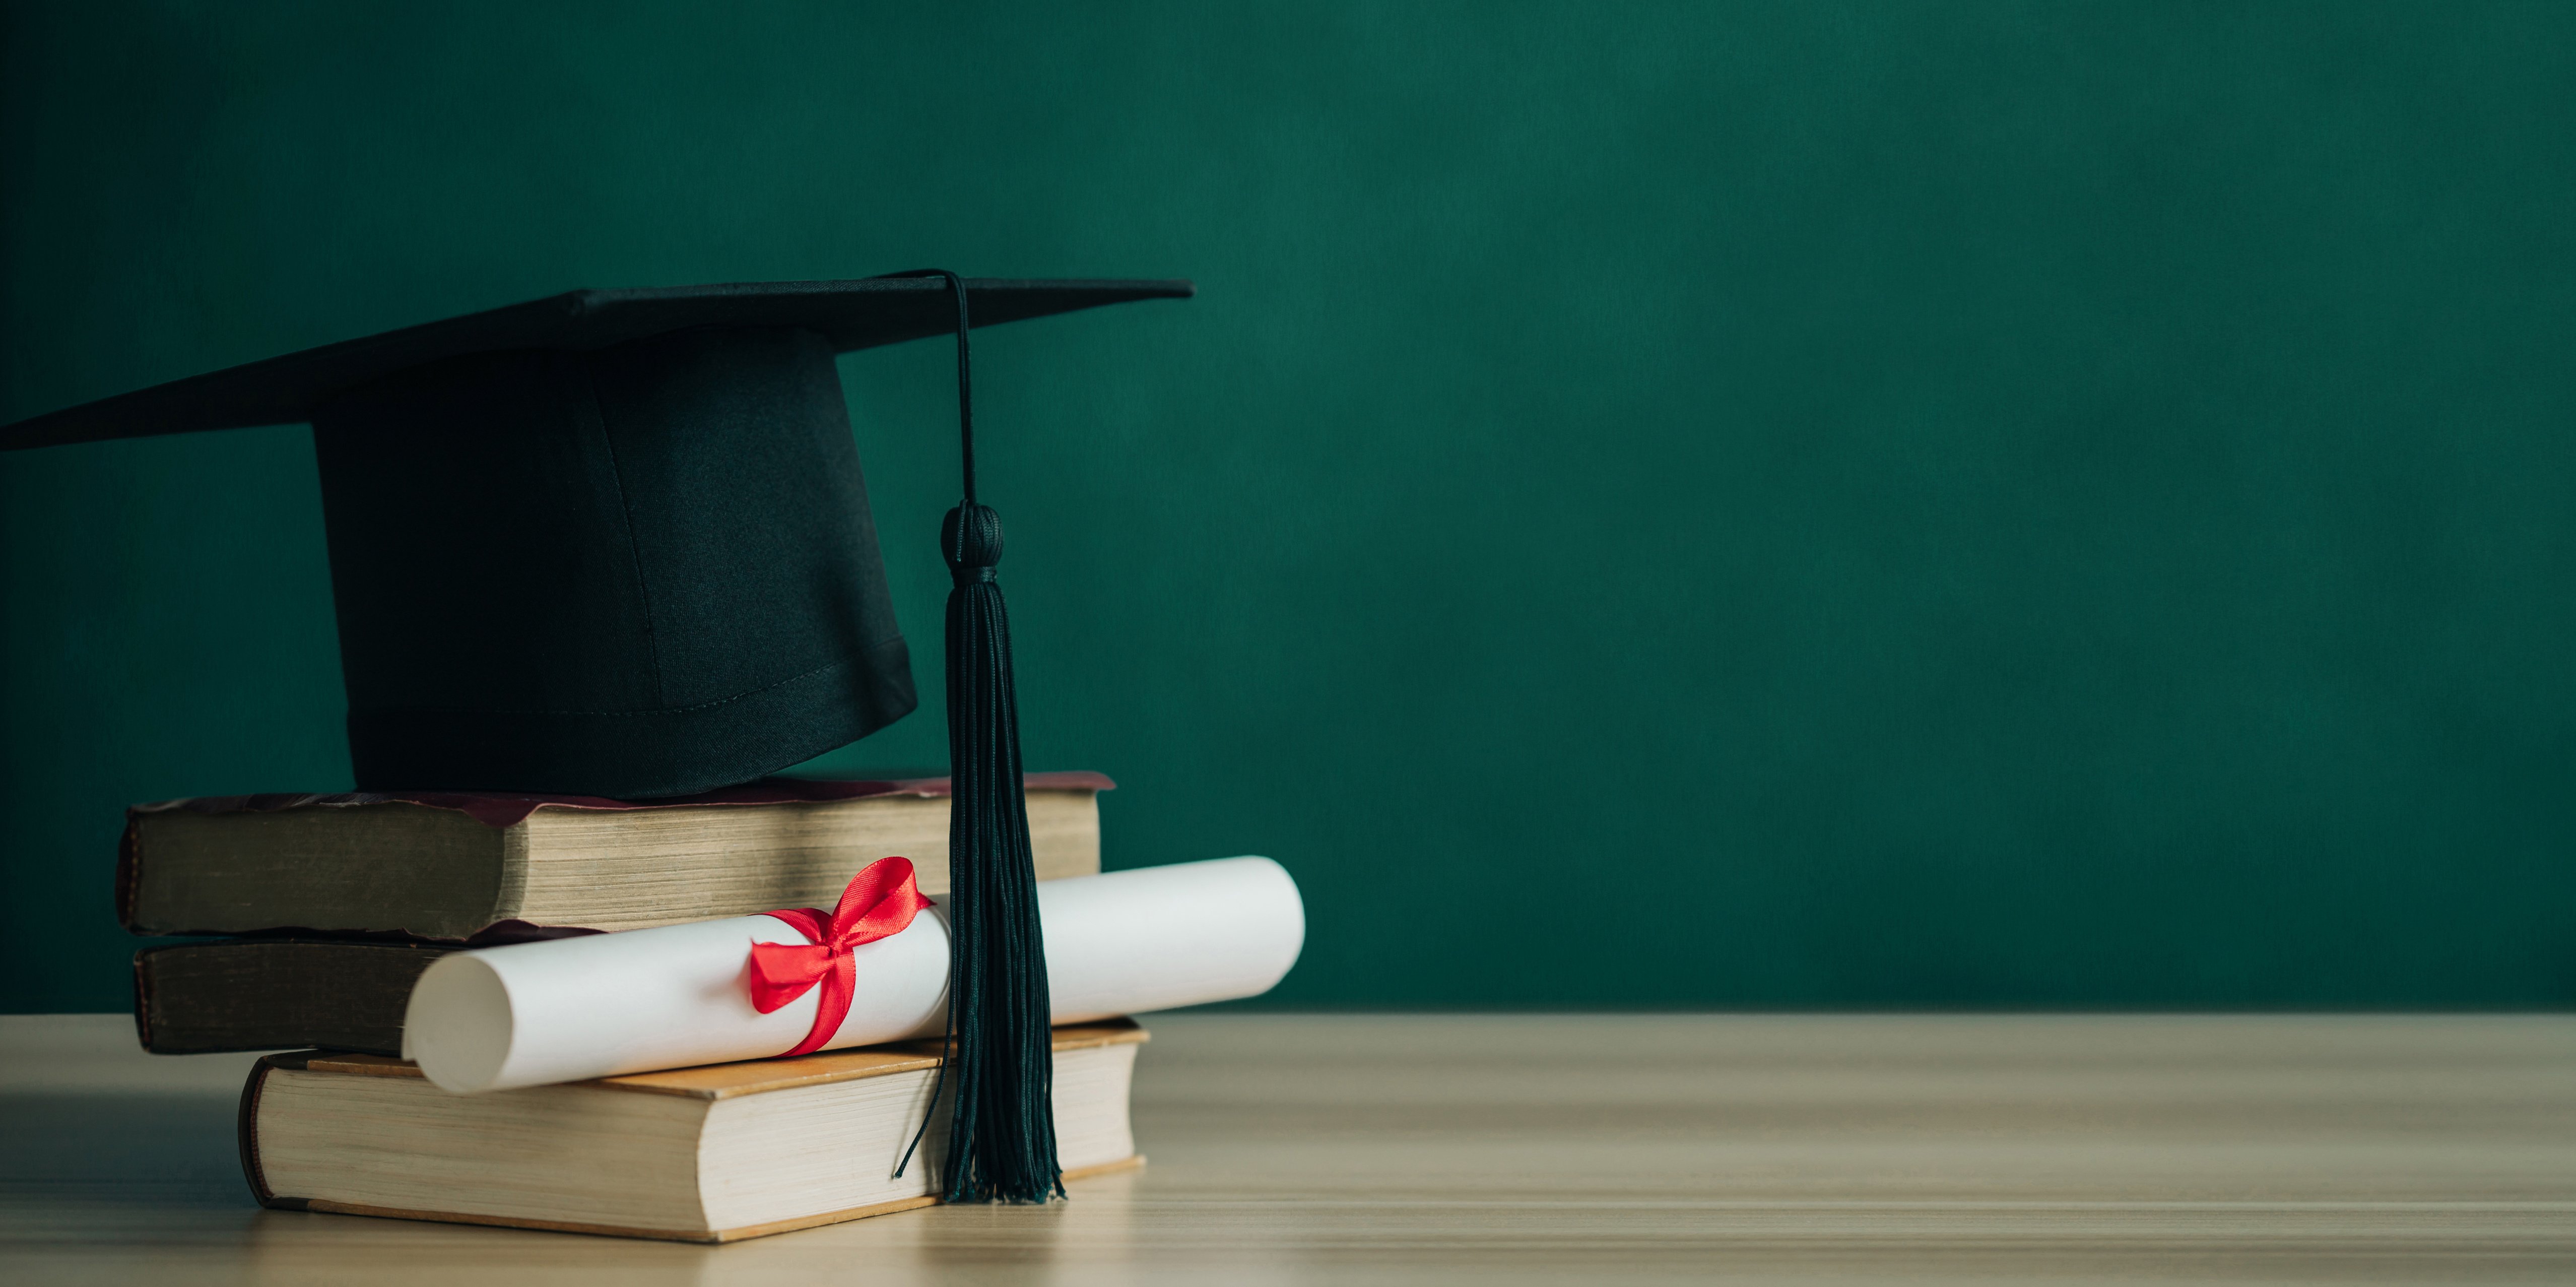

left=404, top=855, right=1302, bottom=1093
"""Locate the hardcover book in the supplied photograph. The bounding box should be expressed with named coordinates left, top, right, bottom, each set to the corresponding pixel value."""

left=136, top=939, right=451, bottom=1056
left=120, top=772, right=1108, bottom=940
left=239, top=1020, right=1147, bottom=1242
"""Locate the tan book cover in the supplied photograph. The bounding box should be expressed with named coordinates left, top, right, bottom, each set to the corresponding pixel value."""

left=240, top=1019, right=1148, bottom=1243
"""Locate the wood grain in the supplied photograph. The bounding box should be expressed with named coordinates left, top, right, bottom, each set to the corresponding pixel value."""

left=4, top=1013, right=2571, bottom=1283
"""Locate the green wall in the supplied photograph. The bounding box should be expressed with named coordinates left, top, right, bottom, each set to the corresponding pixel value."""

left=6, top=2, right=2572, bottom=1011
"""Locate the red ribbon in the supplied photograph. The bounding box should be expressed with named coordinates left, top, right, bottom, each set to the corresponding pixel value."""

left=746, top=856, right=938, bottom=1057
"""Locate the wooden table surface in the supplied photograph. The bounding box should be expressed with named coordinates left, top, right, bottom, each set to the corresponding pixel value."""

left=3, top=1012, right=2571, bottom=1283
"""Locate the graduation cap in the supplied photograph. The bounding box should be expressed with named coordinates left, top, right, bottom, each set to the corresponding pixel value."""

left=3, top=271, right=1192, bottom=1203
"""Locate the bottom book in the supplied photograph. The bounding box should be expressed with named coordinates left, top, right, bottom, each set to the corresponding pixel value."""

left=239, top=1019, right=1147, bottom=1243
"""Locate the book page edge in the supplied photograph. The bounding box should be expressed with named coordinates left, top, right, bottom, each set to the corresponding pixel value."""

left=283, top=1157, right=1144, bottom=1244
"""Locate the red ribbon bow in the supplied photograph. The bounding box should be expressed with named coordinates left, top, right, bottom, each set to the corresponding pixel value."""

left=747, top=856, right=938, bottom=1057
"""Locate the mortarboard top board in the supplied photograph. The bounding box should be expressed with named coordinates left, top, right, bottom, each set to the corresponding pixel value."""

left=0, top=277, right=1192, bottom=450
left=1, top=275, right=1193, bottom=800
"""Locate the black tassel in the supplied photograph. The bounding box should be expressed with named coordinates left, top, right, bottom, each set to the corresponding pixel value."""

left=939, top=500, right=1061, bottom=1202
left=886, top=269, right=1062, bottom=1204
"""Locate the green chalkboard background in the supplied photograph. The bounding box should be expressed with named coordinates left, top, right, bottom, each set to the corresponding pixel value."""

left=5, top=2, right=2572, bottom=1012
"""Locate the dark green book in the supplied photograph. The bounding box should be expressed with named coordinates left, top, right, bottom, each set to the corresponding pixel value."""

left=134, top=940, right=455, bottom=1055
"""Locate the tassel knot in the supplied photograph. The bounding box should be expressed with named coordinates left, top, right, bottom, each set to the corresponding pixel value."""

left=943, top=502, right=1007, bottom=581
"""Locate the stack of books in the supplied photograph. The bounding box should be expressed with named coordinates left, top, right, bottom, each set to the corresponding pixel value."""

left=122, top=771, right=1150, bottom=1242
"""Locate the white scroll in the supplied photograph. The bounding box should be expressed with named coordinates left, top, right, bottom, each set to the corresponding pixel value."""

left=403, top=856, right=1304, bottom=1093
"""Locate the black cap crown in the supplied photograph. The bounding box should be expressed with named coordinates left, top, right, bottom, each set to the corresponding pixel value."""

left=1, top=277, right=1190, bottom=797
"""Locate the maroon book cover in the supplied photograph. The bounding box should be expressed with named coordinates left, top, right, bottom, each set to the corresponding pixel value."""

left=125, top=770, right=1115, bottom=830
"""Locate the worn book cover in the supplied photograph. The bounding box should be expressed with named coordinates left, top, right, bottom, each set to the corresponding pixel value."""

left=119, top=771, right=1110, bottom=940
left=135, top=940, right=453, bottom=1055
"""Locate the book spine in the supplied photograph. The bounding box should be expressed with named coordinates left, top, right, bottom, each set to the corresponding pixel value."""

left=138, top=942, right=451, bottom=1056
left=237, top=1054, right=306, bottom=1210
left=114, top=811, right=145, bottom=934
left=130, top=951, right=155, bottom=1052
